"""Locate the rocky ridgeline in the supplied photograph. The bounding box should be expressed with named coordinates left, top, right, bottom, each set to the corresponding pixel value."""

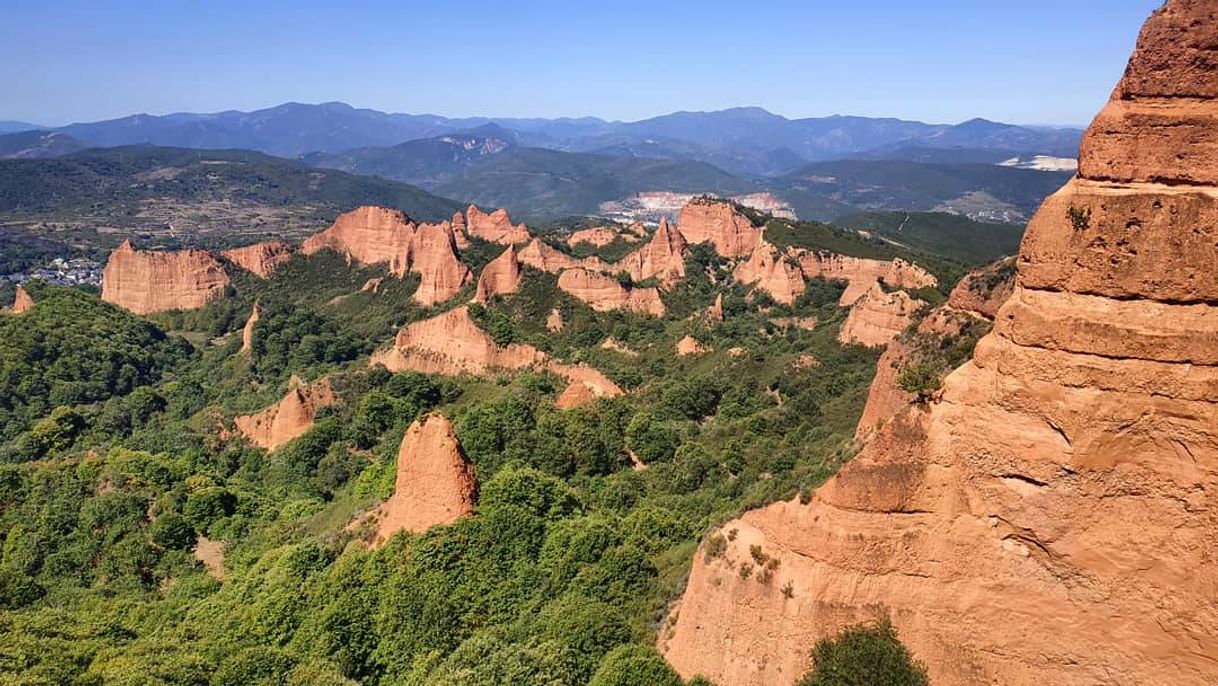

left=660, top=2, right=1218, bottom=684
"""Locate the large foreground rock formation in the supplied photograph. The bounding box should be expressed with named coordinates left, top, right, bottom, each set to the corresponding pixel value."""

left=660, top=3, right=1218, bottom=684
left=373, top=413, right=477, bottom=542
left=102, top=241, right=231, bottom=315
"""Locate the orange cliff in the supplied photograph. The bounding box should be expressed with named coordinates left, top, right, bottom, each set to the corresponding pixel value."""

left=796, top=252, right=937, bottom=306
left=221, top=241, right=295, bottom=278
left=233, top=378, right=337, bottom=451
left=734, top=241, right=805, bottom=305
left=408, top=222, right=472, bottom=306
left=837, top=282, right=924, bottom=347
left=517, top=237, right=611, bottom=274
left=557, top=268, right=666, bottom=317
left=677, top=198, right=762, bottom=258
left=946, top=257, right=1017, bottom=320
left=372, top=413, right=477, bottom=542
left=240, top=301, right=260, bottom=354
left=475, top=245, right=522, bottom=304
left=5, top=285, right=34, bottom=314
left=371, top=306, right=620, bottom=407
left=618, top=218, right=688, bottom=285
left=660, top=4, right=1218, bottom=685
left=465, top=205, right=531, bottom=244
left=102, top=240, right=231, bottom=315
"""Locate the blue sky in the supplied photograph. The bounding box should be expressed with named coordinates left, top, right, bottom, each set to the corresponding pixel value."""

left=1, top=0, right=1162, bottom=127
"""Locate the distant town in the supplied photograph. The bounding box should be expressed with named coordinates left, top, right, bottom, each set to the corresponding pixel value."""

left=4, top=257, right=103, bottom=288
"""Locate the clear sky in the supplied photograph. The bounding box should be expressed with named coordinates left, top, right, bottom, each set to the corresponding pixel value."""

left=1, top=0, right=1163, bottom=127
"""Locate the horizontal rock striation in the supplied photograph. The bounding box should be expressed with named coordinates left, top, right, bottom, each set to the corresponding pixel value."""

left=837, top=282, right=924, bottom=347
left=102, top=240, right=231, bottom=315
left=661, top=3, right=1218, bottom=685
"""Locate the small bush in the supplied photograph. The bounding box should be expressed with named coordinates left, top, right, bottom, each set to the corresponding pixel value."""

left=798, top=619, right=928, bottom=686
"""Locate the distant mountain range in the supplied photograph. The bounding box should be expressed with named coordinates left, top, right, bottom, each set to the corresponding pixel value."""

left=10, top=102, right=1082, bottom=177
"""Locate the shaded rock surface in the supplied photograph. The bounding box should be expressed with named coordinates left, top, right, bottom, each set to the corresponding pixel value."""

left=557, top=268, right=666, bottom=317
left=677, top=198, right=762, bottom=258
left=233, top=378, right=337, bottom=451
left=102, top=241, right=231, bottom=315
left=221, top=241, right=295, bottom=278
left=465, top=205, right=531, bottom=244
left=373, top=413, right=477, bottom=542
left=734, top=242, right=805, bottom=305
left=475, top=245, right=522, bottom=304
left=837, top=283, right=924, bottom=347
left=661, top=5, right=1218, bottom=684
left=947, top=257, right=1017, bottom=319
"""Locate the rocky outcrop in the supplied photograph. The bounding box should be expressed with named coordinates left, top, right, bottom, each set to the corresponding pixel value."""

left=408, top=222, right=472, bottom=306
left=372, top=306, right=547, bottom=376
left=601, top=338, right=639, bottom=356
left=947, top=257, right=1016, bottom=319
left=677, top=198, right=762, bottom=258
left=661, top=5, right=1218, bottom=684
left=221, top=241, right=294, bottom=278
left=546, top=309, right=564, bottom=332
left=707, top=294, right=724, bottom=322
left=734, top=242, right=805, bottom=305
left=675, top=335, right=708, bottom=357
left=6, top=285, right=33, bottom=314
left=302, top=206, right=415, bottom=269
left=240, top=301, right=259, bottom=354
left=567, top=225, right=642, bottom=248
left=373, top=414, right=477, bottom=542
left=517, top=238, right=610, bottom=274
left=837, top=283, right=923, bottom=347
left=557, top=268, right=666, bottom=317
left=553, top=365, right=624, bottom=409
left=796, top=252, right=937, bottom=306
left=102, top=241, right=231, bottom=315
left=233, top=378, right=337, bottom=451
left=618, top=218, right=688, bottom=285
left=451, top=211, right=471, bottom=249
left=373, top=306, right=620, bottom=408
left=465, top=205, right=531, bottom=244
left=475, top=245, right=522, bottom=304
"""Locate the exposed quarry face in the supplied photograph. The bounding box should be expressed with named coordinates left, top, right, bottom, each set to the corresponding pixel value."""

left=221, top=241, right=295, bottom=278
left=101, top=241, right=231, bottom=315
left=372, top=413, right=478, bottom=542
left=660, top=2, right=1218, bottom=685
left=233, top=378, right=338, bottom=452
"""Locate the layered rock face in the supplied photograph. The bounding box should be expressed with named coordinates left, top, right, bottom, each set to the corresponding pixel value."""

left=734, top=242, right=805, bottom=305
left=677, top=198, right=762, bottom=258
left=373, top=413, right=477, bottom=541
left=517, top=238, right=611, bottom=274
left=240, top=302, right=260, bottom=354
left=465, top=205, right=531, bottom=244
left=7, top=285, right=33, bottom=314
left=837, top=283, right=923, bottom=347
left=557, top=268, right=666, bottom=317
left=221, top=241, right=295, bottom=278
left=233, top=378, right=337, bottom=451
left=619, top=218, right=688, bottom=284
left=947, top=257, right=1016, bottom=319
left=302, top=206, right=416, bottom=267
left=797, top=252, right=937, bottom=306
left=102, top=241, right=231, bottom=315
left=475, top=245, right=523, bottom=304
left=661, top=4, right=1218, bottom=684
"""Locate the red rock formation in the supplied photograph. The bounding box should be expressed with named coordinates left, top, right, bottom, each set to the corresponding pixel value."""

left=796, top=252, right=937, bottom=306
left=549, top=363, right=622, bottom=406
left=557, top=268, right=666, bottom=317
left=7, top=285, right=33, bottom=314
left=372, top=306, right=620, bottom=408
left=555, top=381, right=597, bottom=409
left=221, top=241, right=294, bottom=278
left=517, top=238, right=611, bottom=274
left=372, top=306, right=547, bottom=376
left=947, top=257, right=1016, bottom=319
left=465, top=205, right=531, bottom=244
left=567, top=225, right=642, bottom=248
left=677, top=198, right=762, bottom=258
left=837, top=283, right=923, bottom=347
left=707, top=293, right=724, bottom=322
left=675, top=335, right=708, bottom=356
left=451, top=211, right=472, bottom=249
left=302, top=206, right=415, bottom=268
left=618, top=218, right=688, bottom=284
left=734, top=242, right=805, bottom=305
left=102, top=240, right=231, bottom=315
left=240, top=301, right=259, bottom=354
left=475, top=245, right=522, bottom=304
left=233, top=378, right=337, bottom=451
left=661, top=5, right=1218, bottom=684
left=374, top=413, right=477, bottom=541
left=546, top=308, right=564, bottom=332
left=408, top=222, right=472, bottom=306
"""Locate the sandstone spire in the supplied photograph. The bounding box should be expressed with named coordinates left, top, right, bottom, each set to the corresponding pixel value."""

left=619, top=217, right=688, bottom=285
left=233, top=378, right=337, bottom=451
left=102, top=241, right=231, bottom=315
left=374, top=413, right=478, bottom=541
left=408, top=222, right=472, bottom=306
left=734, top=241, right=805, bottom=305
left=240, top=301, right=260, bottom=354
left=8, top=285, right=33, bottom=314
left=475, top=244, right=522, bottom=304
left=660, top=3, right=1218, bottom=684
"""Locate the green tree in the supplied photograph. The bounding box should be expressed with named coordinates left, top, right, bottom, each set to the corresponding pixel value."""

left=589, top=644, right=682, bottom=686
left=798, top=619, right=928, bottom=686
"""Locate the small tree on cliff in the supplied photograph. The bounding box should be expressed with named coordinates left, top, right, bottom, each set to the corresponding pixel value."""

left=798, top=619, right=929, bottom=686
